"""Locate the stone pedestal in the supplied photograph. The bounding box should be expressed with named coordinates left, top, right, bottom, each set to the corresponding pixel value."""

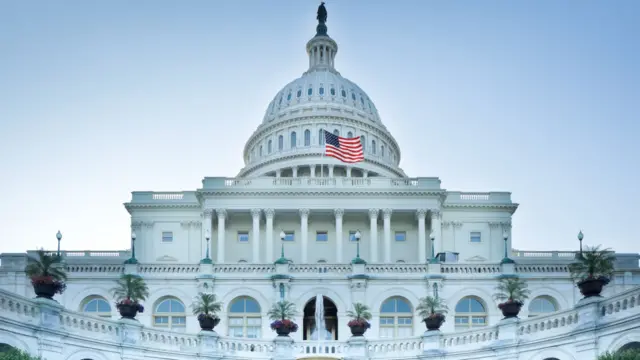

left=124, top=263, right=138, bottom=275
left=572, top=297, right=600, bottom=359
left=276, top=262, right=289, bottom=275
left=345, top=336, right=368, bottom=360
left=500, top=262, right=515, bottom=275
left=199, top=330, right=222, bottom=357
left=273, top=336, right=296, bottom=360
left=490, top=317, right=520, bottom=360
left=419, top=330, right=444, bottom=358
left=352, top=263, right=365, bottom=275
left=118, top=318, right=143, bottom=360
left=35, top=298, right=65, bottom=359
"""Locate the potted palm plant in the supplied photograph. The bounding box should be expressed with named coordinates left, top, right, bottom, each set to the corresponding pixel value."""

left=493, top=276, right=530, bottom=319
left=346, top=302, right=372, bottom=336
left=25, top=250, right=67, bottom=300
left=267, top=300, right=298, bottom=336
left=569, top=245, right=615, bottom=298
left=110, top=274, right=149, bottom=320
left=191, top=292, right=222, bottom=331
left=416, top=296, right=448, bottom=331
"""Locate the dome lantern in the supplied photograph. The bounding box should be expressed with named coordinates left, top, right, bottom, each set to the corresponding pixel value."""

left=306, top=2, right=338, bottom=74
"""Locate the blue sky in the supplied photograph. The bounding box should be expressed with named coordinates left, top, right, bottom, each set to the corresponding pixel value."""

left=0, top=0, right=638, bottom=254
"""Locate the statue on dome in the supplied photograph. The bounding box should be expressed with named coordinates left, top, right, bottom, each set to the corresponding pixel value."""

left=317, top=2, right=327, bottom=24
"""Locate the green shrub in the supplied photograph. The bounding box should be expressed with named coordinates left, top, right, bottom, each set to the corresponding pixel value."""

left=0, top=348, right=42, bottom=360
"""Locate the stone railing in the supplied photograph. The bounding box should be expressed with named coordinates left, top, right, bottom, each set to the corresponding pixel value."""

left=1, top=287, right=640, bottom=359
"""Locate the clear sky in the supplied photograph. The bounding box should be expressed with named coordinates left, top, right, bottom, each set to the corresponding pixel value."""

left=0, top=0, right=638, bottom=254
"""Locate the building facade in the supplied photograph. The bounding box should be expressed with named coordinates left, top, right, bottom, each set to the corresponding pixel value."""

left=1, top=4, right=640, bottom=360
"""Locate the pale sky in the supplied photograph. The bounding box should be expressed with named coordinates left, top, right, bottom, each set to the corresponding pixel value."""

left=0, top=1, right=638, bottom=255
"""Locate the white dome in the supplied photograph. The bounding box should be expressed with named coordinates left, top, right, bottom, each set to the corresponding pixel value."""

left=262, top=70, right=381, bottom=125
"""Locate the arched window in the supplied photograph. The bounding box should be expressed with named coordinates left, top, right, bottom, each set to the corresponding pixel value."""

left=454, top=297, right=487, bottom=330
left=528, top=296, right=557, bottom=317
left=308, top=86, right=313, bottom=96
left=82, top=296, right=111, bottom=318
left=297, top=89, right=302, bottom=98
left=278, top=135, right=284, bottom=150
left=268, top=140, right=272, bottom=154
left=319, top=129, right=325, bottom=145
left=229, top=296, right=262, bottom=338
left=287, top=91, right=292, bottom=101
left=259, top=145, right=263, bottom=156
left=304, top=129, right=311, bottom=146
left=351, top=92, right=356, bottom=101
left=319, top=86, right=325, bottom=95
left=291, top=132, right=297, bottom=148
left=372, top=140, right=377, bottom=154
left=154, top=297, right=186, bottom=329
left=341, top=89, right=346, bottom=98
left=347, top=131, right=353, bottom=138
left=379, top=297, right=413, bottom=338
left=360, top=135, right=366, bottom=151
left=330, top=87, right=336, bottom=96
left=333, top=129, right=339, bottom=136
left=381, top=145, right=385, bottom=157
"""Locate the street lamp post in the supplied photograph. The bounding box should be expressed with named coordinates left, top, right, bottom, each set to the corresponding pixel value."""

left=429, top=232, right=438, bottom=264
left=500, top=231, right=515, bottom=264
left=351, top=230, right=366, bottom=264
left=125, top=231, right=139, bottom=264
left=201, top=229, right=212, bottom=264
left=56, top=231, right=62, bottom=258
left=275, top=231, right=289, bottom=264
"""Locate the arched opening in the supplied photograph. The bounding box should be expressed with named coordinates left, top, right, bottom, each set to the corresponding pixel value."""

left=81, top=295, right=112, bottom=318
left=528, top=296, right=557, bottom=317
left=228, top=296, right=261, bottom=338
left=619, top=342, right=640, bottom=352
left=379, top=296, right=414, bottom=338
left=454, top=296, right=487, bottom=330
left=303, top=296, right=338, bottom=340
left=0, top=343, right=16, bottom=352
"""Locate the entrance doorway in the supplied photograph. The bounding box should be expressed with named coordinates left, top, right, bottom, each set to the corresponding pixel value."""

left=303, top=296, right=338, bottom=340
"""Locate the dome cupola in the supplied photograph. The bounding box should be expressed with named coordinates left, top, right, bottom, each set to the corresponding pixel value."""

left=238, top=3, right=406, bottom=179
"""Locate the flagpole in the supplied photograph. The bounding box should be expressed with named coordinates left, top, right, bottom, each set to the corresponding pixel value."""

left=320, top=130, right=324, bottom=178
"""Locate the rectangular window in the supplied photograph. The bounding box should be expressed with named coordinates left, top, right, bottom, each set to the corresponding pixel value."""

left=316, top=231, right=328, bottom=242
left=161, top=231, right=173, bottom=242
left=283, top=231, right=295, bottom=241
left=238, top=231, right=249, bottom=242
left=394, top=231, right=406, bottom=242
left=470, top=231, right=481, bottom=243
left=349, top=231, right=358, bottom=242
left=380, top=317, right=395, bottom=325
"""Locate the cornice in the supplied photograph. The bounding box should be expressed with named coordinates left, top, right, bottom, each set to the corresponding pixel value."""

left=198, top=190, right=446, bottom=197
left=124, top=203, right=200, bottom=213
left=443, top=203, right=519, bottom=214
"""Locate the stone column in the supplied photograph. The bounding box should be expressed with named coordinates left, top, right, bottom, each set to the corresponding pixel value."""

left=329, top=165, right=334, bottom=177
left=300, top=208, right=310, bottom=263
left=203, top=210, right=213, bottom=260
left=346, top=167, right=352, bottom=177
left=251, top=209, right=261, bottom=263
left=383, top=209, right=392, bottom=263
left=430, top=210, right=441, bottom=255
left=416, top=209, right=427, bottom=263
left=292, top=167, right=298, bottom=177
left=335, top=209, right=344, bottom=263
left=311, top=165, right=317, bottom=177
left=265, top=209, right=275, bottom=262
left=369, top=209, right=379, bottom=262
left=216, top=209, right=226, bottom=263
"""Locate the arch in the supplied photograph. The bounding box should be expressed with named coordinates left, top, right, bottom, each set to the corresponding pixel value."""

left=318, top=129, right=325, bottom=145
left=294, top=288, right=348, bottom=316
left=607, top=332, right=640, bottom=353
left=153, top=296, right=186, bottom=329
left=447, top=287, right=497, bottom=318
left=370, top=288, right=420, bottom=314
left=290, top=131, right=297, bottom=148
left=527, top=286, right=570, bottom=311
left=69, top=286, right=113, bottom=312
left=304, top=129, right=311, bottom=146
left=371, top=140, right=377, bottom=154
left=381, top=145, right=385, bottom=157
left=526, top=347, right=576, bottom=360
left=619, top=342, right=640, bottom=352
left=347, top=131, right=353, bottom=138
left=65, top=348, right=110, bottom=360
left=228, top=296, right=262, bottom=338
left=268, top=139, right=272, bottom=153
left=379, top=296, right=414, bottom=338
left=0, top=334, right=30, bottom=354
left=454, top=296, right=487, bottom=330
left=259, top=145, right=263, bottom=156
left=528, top=296, right=558, bottom=317
left=80, top=295, right=112, bottom=318
left=333, top=129, right=339, bottom=136
left=278, top=135, right=284, bottom=150
left=147, top=287, right=191, bottom=311
left=219, top=287, right=270, bottom=315
left=302, top=295, right=338, bottom=340
left=360, top=135, right=366, bottom=151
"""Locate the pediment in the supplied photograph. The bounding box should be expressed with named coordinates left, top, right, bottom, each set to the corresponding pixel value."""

left=156, top=255, right=178, bottom=262
left=464, top=255, right=487, bottom=262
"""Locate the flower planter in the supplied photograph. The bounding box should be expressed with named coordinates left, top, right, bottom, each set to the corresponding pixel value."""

left=271, top=319, right=298, bottom=336
left=276, top=327, right=292, bottom=336
left=424, top=313, right=445, bottom=331
left=117, top=303, right=141, bottom=319
left=578, top=277, right=610, bottom=298
left=33, top=281, right=57, bottom=299
left=349, top=324, right=368, bottom=336
left=499, top=301, right=523, bottom=319
left=198, top=316, right=220, bottom=331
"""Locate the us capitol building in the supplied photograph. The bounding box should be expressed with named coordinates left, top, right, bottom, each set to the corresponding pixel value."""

left=1, top=4, right=640, bottom=360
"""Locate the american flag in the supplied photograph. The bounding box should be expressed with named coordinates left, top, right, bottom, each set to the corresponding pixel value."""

left=324, top=130, right=364, bottom=163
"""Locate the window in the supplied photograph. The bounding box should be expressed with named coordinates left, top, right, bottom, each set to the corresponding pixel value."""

left=330, top=87, right=335, bottom=96
left=333, top=129, right=339, bottom=136
left=278, top=135, right=284, bottom=150
left=372, top=140, right=377, bottom=154
left=82, top=296, right=111, bottom=318
left=304, top=129, right=311, bottom=146
left=455, top=297, right=487, bottom=330
left=381, top=145, right=385, bottom=157
left=360, top=96, right=365, bottom=105
left=287, top=91, right=292, bottom=101
left=395, top=231, right=406, bottom=242
left=283, top=231, right=294, bottom=241
left=317, top=259, right=327, bottom=263
left=347, top=131, right=353, bottom=138
left=470, top=232, right=481, bottom=243
left=361, top=135, right=366, bottom=151
left=229, top=296, right=262, bottom=338
left=291, top=131, right=297, bottom=148
left=316, top=231, right=328, bottom=242
left=319, top=86, right=325, bottom=95
left=319, top=129, right=325, bottom=145
left=308, top=87, right=313, bottom=96
left=238, top=231, right=249, bottom=242
left=259, top=145, right=263, bottom=156
left=268, top=140, right=272, bottom=153
left=528, top=296, right=557, bottom=317
left=351, top=92, right=356, bottom=101
left=154, top=298, right=186, bottom=329
left=278, top=94, right=283, bottom=105
left=162, top=231, right=173, bottom=242
left=380, top=297, right=413, bottom=338
left=297, top=89, right=302, bottom=98
left=349, top=231, right=359, bottom=242
left=341, top=89, right=346, bottom=98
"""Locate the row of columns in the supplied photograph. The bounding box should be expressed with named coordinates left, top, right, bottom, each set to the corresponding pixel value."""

left=202, top=208, right=442, bottom=264
left=274, top=165, right=369, bottom=178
